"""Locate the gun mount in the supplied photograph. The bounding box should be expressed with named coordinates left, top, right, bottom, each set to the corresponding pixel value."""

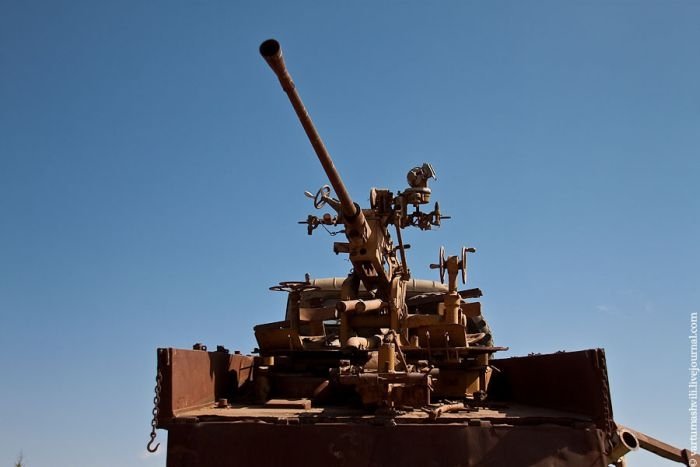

left=147, top=39, right=697, bottom=467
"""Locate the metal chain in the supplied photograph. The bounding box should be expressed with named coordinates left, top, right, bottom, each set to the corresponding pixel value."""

left=146, top=367, right=163, bottom=453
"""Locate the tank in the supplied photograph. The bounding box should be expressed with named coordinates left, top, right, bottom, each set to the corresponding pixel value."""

left=145, top=39, right=696, bottom=467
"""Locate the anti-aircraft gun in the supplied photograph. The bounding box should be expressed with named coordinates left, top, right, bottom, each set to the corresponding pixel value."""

left=146, top=39, right=698, bottom=467
left=255, top=39, right=500, bottom=407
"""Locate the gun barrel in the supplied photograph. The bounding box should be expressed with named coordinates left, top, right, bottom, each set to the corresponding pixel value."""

left=259, top=39, right=363, bottom=224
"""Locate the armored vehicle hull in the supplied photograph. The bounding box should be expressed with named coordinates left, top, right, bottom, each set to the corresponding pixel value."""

left=156, top=347, right=614, bottom=467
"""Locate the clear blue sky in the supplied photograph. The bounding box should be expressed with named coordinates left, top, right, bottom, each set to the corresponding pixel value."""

left=1, top=1, right=698, bottom=466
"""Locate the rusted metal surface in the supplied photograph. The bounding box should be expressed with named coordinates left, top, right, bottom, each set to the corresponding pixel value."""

left=165, top=400, right=597, bottom=424
left=338, top=372, right=432, bottom=407
left=619, top=425, right=700, bottom=466
left=264, top=398, right=311, bottom=409
left=165, top=422, right=609, bottom=467
left=489, top=349, right=613, bottom=431
left=156, top=348, right=253, bottom=426
left=156, top=345, right=695, bottom=466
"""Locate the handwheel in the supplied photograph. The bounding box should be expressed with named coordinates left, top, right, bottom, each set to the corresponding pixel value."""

left=313, top=185, right=331, bottom=209
left=429, top=246, right=447, bottom=283
left=269, top=281, right=320, bottom=293
left=438, top=246, right=446, bottom=283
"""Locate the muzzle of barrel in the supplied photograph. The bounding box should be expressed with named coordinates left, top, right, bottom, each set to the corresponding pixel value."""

left=259, top=39, right=294, bottom=91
